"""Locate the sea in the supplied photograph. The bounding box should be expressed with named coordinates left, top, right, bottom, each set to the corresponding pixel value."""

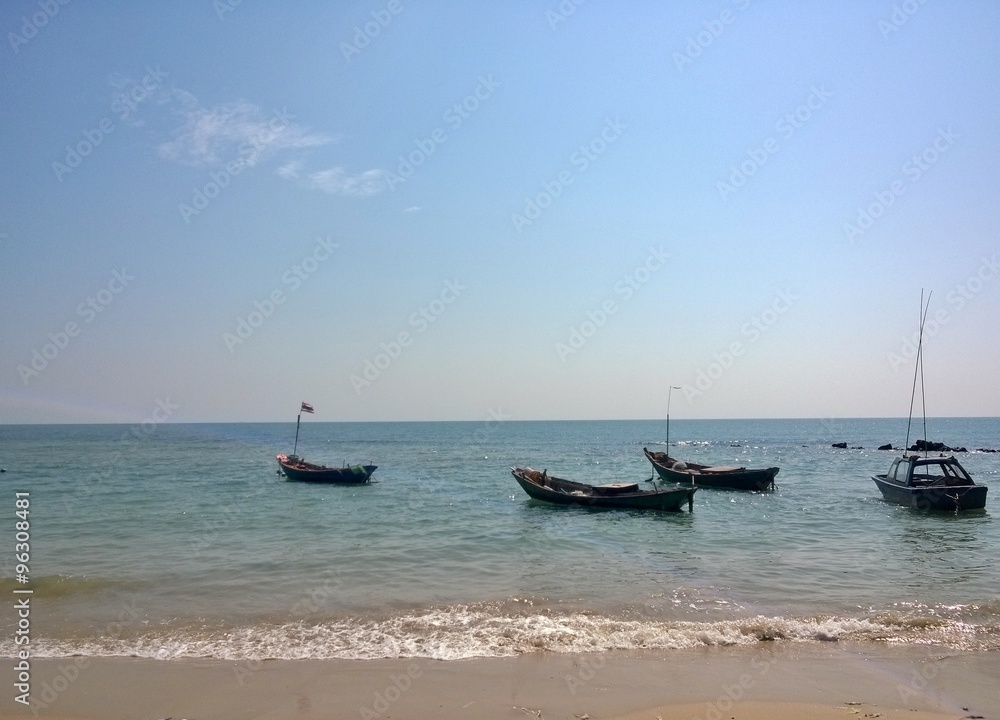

left=1, top=418, right=998, bottom=662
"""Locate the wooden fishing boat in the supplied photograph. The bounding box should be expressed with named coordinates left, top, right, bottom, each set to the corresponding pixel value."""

left=648, top=385, right=777, bottom=491
left=872, top=455, right=986, bottom=511
left=276, top=453, right=376, bottom=484
left=511, top=467, right=695, bottom=511
left=277, top=401, right=376, bottom=484
left=871, top=291, right=987, bottom=511
left=643, top=448, right=777, bottom=491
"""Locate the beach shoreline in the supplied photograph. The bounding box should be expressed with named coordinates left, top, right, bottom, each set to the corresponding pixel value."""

left=4, top=644, right=996, bottom=720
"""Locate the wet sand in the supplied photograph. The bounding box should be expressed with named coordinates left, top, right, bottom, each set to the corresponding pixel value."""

left=3, top=644, right=996, bottom=719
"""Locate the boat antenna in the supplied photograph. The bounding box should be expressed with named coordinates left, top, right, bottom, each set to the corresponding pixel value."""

left=919, top=296, right=929, bottom=457
left=904, top=290, right=932, bottom=458
left=666, top=385, right=680, bottom=458
left=292, top=412, right=302, bottom=457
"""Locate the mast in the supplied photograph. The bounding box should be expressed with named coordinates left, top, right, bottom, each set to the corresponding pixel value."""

left=920, top=303, right=928, bottom=457
left=666, top=385, right=680, bottom=456
left=292, top=413, right=302, bottom=457
left=904, top=291, right=932, bottom=457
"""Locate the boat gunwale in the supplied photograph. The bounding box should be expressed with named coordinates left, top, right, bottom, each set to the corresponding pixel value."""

left=642, top=448, right=778, bottom=491
left=276, top=453, right=377, bottom=483
left=510, top=466, right=695, bottom=510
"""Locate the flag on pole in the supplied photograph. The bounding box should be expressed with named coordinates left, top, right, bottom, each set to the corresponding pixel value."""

left=300, top=402, right=315, bottom=414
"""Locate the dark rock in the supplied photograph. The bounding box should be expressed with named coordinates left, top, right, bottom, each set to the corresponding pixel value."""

left=908, top=439, right=968, bottom=453
left=976, top=448, right=998, bottom=453
left=910, top=439, right=946, bottom=452
left=878, top=443, right=893, bottom=451
left=831, top=442, right=847, bottom=449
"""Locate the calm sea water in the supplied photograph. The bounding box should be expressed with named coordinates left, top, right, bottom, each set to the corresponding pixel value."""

left=1, top=418, right=998, bottom=660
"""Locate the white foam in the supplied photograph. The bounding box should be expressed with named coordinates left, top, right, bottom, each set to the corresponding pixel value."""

left=6, top=605, right=995, bottom=660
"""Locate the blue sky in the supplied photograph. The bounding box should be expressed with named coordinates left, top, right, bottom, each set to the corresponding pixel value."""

left=2, top=1, right=998, bottom=423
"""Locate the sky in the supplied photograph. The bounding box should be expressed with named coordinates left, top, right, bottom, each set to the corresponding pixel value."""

left=2, top=1, right=999, bottom=424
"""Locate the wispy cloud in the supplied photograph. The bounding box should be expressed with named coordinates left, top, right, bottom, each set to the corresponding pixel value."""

left=304, top=167, right=385, bottom=197
left=278, top=162, right=385, bottom=197
left=158, top=96, right=386, bottom=196
left=108, top=65, right=171, bottom=128
left=157, top=100, right=330, bottom=168
left=277, top=160, right=304, bottom=180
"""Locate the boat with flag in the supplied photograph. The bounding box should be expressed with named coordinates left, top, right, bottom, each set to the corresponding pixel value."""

left=276, top=402, right=377, bottom=483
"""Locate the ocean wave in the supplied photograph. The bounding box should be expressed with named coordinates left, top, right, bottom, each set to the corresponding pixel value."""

left=7, top=604, right=999, bottom=661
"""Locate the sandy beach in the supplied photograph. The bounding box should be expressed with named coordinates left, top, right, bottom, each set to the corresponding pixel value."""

left=4, top=644, right=995, bottom=720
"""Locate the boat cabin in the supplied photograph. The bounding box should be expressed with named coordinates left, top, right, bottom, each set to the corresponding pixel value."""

left=884, top=455, right=974, bottom=488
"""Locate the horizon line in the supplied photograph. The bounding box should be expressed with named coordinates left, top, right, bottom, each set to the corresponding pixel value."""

left=2, top=415, right=998, bottom=426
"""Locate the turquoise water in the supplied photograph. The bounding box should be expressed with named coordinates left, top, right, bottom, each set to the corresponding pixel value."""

left=1, top=418, right=998, bottom=659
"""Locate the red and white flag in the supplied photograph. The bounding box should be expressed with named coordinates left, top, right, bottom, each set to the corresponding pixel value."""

left=300, top=402, right=315, bottom=414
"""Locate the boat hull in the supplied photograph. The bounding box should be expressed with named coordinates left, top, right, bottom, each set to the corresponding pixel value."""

left=643, top=448, right=777, bottom=491
left=511, top=467, right=695, bottom=511
left=277, top=455, right=376, bottom=484
left=871, top=475, right=987, bottom=511
left=872, top=454, right=987, bottom=511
